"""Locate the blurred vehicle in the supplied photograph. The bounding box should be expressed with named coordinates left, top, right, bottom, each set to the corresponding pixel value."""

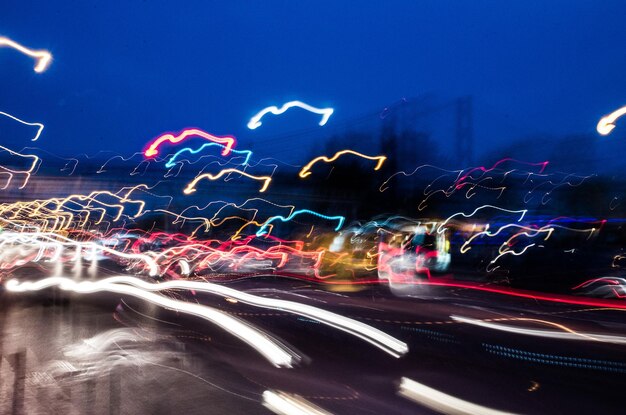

left=377, top=223, right=451, bottom=290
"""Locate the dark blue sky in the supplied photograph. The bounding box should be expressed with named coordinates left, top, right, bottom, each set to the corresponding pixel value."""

left=2, top=1, right=626, bottom=163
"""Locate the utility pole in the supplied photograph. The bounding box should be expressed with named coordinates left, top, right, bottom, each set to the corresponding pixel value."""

left=455, top=96, right=473, bottom=166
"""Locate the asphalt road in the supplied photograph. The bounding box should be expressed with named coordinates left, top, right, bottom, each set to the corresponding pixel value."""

left=1, top=271, right=625, bottom=414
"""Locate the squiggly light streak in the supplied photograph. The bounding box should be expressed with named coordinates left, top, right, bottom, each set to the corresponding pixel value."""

left=0, top=111, right=44, bottom=141
left=597, top=105, right=626, bottom=135
left=460, top=224, right=554, bottom=254
left=144, top=128, right=235, bottom=158
left=248, top=100, right=333, bottom=130
left=0, top=145, right=41, bottom=189
left=0, top=229, right=159, bottom=276
left=399, top=377, right=518, bottom=415
left=165, top=143, right=253, bottom=168
left=456, top=158, right=548, bottom=184
left=0, top=36, right=52, bottom=73
left=299, top=150, right=386, bottom=178
left=184, top=168, right=272, bottom=194
left=437, top=205, right=527, bottom=234
left=257, top=209, right=345, bottom=236
left=5, top=277, right=296, bottom=367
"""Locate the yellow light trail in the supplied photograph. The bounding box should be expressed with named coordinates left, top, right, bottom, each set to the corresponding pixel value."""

left=299, top=150, right=386, bottom=178
left=184, top=168, right=272, bottom=194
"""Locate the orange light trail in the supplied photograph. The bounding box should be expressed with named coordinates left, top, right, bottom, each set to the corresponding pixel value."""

left=183, top=168, right=272, bottom=194
left=299, top=150, right=386, bottom=178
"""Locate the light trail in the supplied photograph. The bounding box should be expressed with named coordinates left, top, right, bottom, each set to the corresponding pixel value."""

left=0, top=36, right=52, bottom=72
left=96, top=276, right=408, bottom=358
left=0, top=111, right=44, bottom=141
left=5, top=277, right=298, bottom=368
left=451, top=315, right=626, bottom=345
left=256, top=209, right=346, bottom=236
left=165, top=143, right=253, bottom=168
left=183, top=168, right=272, bottom=194
left=437, top=205, right=528, bottom=234
left=248, top=100, right=333, bottom=130
left=398, top=377, right=518, bottom=415
left=262, top=390, right=333, bottom=415
left=0, top=145, right=41, bottom=189
left=597, top=105, right=626, bottom=135
left=299, top=150, right=387, bottom=178
left=144, top=128, right=236, bottom=158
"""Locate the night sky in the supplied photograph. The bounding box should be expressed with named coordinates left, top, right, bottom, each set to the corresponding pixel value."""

left=2, top=1, right=626, bottom=165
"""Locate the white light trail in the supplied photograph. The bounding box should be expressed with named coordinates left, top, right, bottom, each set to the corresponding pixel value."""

left=597, top=105, right=626, bottom=136
left=398, top=377, right=518, bottom=415
left=5, top=277, right=298, bottom=368
left=0, top=231, right=159, bottom=276
left=0, top=111, right=44, bottom=141
left=451, top=315, right=626, bottom=345
left=248, top=101, right=334, bottom=130
left=0, top=36, right=52, bottom=73
left=87, top=276, right=408, bottom=358
left=263, top=390, right=333, bottom=415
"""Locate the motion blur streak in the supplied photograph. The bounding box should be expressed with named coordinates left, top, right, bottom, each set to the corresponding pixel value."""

left=0, top=145, right=40, bottom=189
left=143, top=128, right=236, bottom=157
left=262, top=390, right=333, bottom=415
left=5, top=277, right=298, bottom=368
left=0, top=111, right=44, bottom=141
left=248, top=100, right=334, bottom=130
left=437, top=205, right=528, bottom=234
left=98, top=276, right=409, bottom=357
left=451, top=315, right=626, bottom=345
left=398, top=377, right=518, bottom=415
left=0, top=36, right=52, bottom=72
left=0, top=230, right=160, bottom=276
left=420, top=281, right=626, bottom=309
left=257, top=209, right=346, bottom=236
left=597, top=105, right=626, bottom=135
left=183, top=168, right=272, bottom=194
left=298, top=150, right=387, bottom=178
left=165, top=143, right=253, bottom=168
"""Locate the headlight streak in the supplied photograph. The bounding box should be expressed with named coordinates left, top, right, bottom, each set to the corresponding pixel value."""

left=398, top=377, right=519, bottom=415
left=102, top=276, right=408, bottom=357
left=143, top=128, right=236, bottom=158
left=597, top=105, right=626, bottom=135
left=451, top=315, right=626, bottom=345
left=183, top=168, right=272, bottom=194
left=0, top=36, right=52, bottom=72
left=248, top=100, right=334, bottom=130
left=262, top=390, right=333, bottom=415
left=0, top=111, right=45, bottom=141
left=298, top=150, right=386, bottom=179
left=5, top=277, right=298, bottom=368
